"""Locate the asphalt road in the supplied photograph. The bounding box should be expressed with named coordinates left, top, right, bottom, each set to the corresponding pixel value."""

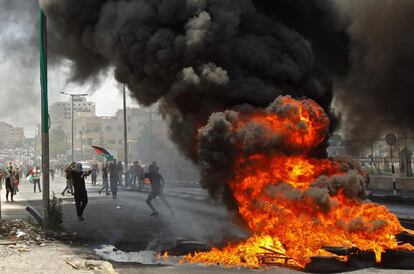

left=6, top=175, right=414, bottom=274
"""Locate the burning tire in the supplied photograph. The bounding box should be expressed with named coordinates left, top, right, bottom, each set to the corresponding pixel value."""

left=305, top=256, right=348, bottom=273
left=380, top=249, right=414, bottom=269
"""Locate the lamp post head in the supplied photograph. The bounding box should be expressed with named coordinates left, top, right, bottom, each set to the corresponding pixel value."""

left=60, top=91, right=88, bottom=97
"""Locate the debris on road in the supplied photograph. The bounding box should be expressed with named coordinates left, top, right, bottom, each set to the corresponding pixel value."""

left=66, top=258, right=117, bottom=273
left=0, top=219, right=45, bottom=245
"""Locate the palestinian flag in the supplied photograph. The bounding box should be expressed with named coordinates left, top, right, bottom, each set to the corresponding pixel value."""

left=26, top=174, right=34, bottom=184
left=92, top=145, right=114, bottom=161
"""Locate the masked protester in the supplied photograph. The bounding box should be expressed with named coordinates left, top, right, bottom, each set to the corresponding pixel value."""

left=68, top=163, right=91, bottom=221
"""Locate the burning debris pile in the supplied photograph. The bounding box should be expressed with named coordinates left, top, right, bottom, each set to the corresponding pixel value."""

left=184, top=96, right=414, bottom=268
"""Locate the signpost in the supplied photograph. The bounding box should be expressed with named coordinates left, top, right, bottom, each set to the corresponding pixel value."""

left=385, top=133, right=397, bottom=195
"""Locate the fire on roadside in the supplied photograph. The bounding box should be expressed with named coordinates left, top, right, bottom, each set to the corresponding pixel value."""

left=184, top=96, right=414, bottom=268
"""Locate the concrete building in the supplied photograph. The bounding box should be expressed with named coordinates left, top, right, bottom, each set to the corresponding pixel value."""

left=50, top=97, right=96, bottom=121
left=67, top=107, right=156, bottom=161
left=48, top=99, right=198, bottom=181
left=0, top=122, right=25, bottom=147
left=327, top=134, right=349, bottom=157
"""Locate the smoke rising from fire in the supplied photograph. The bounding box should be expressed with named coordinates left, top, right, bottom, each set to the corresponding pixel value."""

left=334, top=0, right=414, bottom=139
left=40, top=0, right=337, bottom=157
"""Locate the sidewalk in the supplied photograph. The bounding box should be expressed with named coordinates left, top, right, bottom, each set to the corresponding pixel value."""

left=0, top=185, right=32, bottom=221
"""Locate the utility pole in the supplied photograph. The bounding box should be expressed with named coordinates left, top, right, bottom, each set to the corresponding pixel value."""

left=34, top=122, right=37, bottom=166
left=80, top=126, right=83, bottom=161
left=123, top=85, right=128, bottom=174
left=147, top=106, right=154, bottom=163
left=40, top=9, right=50, bottom=225
left=60, top=92, right=88, bottom=162
left=71, top=96, right=74, bottom=161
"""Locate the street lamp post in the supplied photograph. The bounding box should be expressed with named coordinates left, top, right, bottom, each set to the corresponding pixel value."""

left=60, top=92, right=88, bottom=162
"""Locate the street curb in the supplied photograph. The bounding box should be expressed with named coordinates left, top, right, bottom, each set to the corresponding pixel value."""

left=25, top=206, right=43, bottom=226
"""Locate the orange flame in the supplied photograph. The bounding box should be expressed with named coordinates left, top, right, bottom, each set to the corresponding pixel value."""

left=185, top=96, right=414, bottom=268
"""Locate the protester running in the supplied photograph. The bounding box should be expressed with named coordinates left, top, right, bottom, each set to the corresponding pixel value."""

left=144, top=167, right=174, bottom=217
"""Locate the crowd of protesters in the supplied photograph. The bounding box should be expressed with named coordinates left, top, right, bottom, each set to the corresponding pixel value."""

left=2, top=158, right=173, bottom=220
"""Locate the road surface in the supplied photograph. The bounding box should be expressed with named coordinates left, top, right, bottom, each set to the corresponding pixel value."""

left=2, top=175, right=414, bottom=274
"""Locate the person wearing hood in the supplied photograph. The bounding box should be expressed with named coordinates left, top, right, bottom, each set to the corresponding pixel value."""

left=68, top=162, right=92, bottom=221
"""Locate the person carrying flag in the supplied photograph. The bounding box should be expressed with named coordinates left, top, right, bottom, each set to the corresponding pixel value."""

left=31, top=166, right=42, bottom=193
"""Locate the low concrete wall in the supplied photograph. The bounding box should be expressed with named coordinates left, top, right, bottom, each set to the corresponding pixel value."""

left=369, top=175, right=414, bottom=191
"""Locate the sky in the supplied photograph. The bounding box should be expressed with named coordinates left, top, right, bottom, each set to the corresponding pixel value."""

left=0, top=1, right=139, bottom=138
left=5, top=66, right=140, bottom=138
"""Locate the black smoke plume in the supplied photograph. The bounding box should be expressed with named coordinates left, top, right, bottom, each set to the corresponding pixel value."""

left=253, top=0, right=350, bottom=76
left=40, top=0, right=342, bottom=205
left=335, top=0, right=414, bottom=140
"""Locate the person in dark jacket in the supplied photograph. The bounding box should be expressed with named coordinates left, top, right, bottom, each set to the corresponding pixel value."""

left=68, top=163, right=91, bottom=221
left=62, top=162, right=75, bottom=196
left=109, top=160, right=119, bottom=199
left=132, top=161, right=144, bottom=189
left=148, top=161, right=159, bottom=173
left=91, top=163, right=98, bottom=186
left=5, top=164, right=15, bottom=202
left=144, top=169, right=174, bottom=217
left=117, top=161, right=123, bottom=186
left=99, top=162, right=109, bottom=195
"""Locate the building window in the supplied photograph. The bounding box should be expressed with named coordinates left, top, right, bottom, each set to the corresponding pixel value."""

left=118, top=140, right=123, bottom=144
left=87, top=138, right=93, bottom=145
left=106, top=126, right=112, bottom=132
left=118, top=125, right=122, bottom=131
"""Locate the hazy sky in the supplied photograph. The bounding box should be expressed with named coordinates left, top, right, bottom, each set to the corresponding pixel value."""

left=0, top=1, right=140, bottom=138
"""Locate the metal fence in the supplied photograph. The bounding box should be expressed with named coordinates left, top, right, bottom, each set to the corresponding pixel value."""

left=329, top=134, right=414, bottom=177
left=351, top=135, right=414, bottom=176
